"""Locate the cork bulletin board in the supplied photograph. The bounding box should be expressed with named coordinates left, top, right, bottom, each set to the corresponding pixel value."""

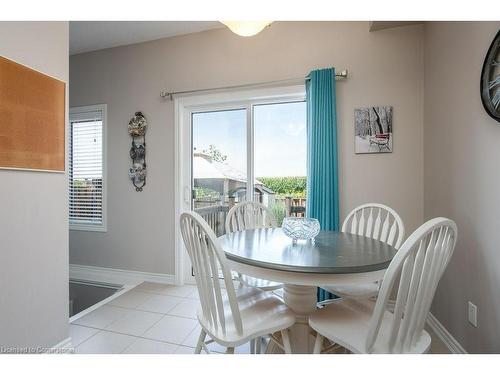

left=0, top=55, right=65, bottom=172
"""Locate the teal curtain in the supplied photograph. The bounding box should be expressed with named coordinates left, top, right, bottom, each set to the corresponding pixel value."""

left=306, top=68, right=340, bottom=302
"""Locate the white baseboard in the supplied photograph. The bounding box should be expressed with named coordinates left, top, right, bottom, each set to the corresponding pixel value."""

left=386, top=300, right=466, bottom=354
left=427, top=311, right=467, bottom=354
left=45, top=337, right=74, bottom=354
left=69, top=264, right=175, bottom=286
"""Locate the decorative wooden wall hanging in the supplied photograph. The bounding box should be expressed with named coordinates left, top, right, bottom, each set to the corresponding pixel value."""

left=0, top=55, right=66, bottom=172
left=128, top=112, right=147, bottom=191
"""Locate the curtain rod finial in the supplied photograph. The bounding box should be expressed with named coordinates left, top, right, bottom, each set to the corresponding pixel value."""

left=338, top=69, right=348, bottom=78
left=160, top=91, right=173, bottom=100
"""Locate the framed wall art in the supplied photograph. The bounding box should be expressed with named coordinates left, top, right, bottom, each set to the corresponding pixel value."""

left=354, top=106, right=393, bottom=154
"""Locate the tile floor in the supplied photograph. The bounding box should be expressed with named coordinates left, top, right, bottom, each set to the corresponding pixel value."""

left=71, top=282, right=450, bottom=354
left=71, top=282, right=248, bottom=354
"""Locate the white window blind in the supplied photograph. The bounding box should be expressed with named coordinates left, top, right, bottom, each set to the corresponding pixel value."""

left=69, top=105, right=106, bottom=231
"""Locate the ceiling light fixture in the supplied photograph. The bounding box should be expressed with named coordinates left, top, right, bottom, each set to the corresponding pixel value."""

left=220, top=21, right=272, bottom=37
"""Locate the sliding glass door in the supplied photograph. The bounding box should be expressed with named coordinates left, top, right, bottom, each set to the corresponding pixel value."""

left=190, top=98, right=307, bottom=235
left=177, top=86, right=306, bottom=283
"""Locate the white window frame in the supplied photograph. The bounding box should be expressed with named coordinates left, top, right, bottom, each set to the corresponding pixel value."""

left=69, top=104, right=108, bottom=232
left=174, top=85, right=306, bottom=284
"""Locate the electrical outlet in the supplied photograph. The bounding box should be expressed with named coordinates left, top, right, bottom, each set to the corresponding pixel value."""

left=468, top=301, right=478, bottom=327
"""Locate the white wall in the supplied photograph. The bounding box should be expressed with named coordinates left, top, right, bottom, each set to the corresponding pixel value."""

left=424, top=21, right=500, bottom=353
left=69, top=22, right=424, bottom=277
left=0, top=22, right=69, bottom=349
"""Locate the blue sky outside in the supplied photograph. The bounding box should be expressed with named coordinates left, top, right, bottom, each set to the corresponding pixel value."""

left=192, top=101, right=306, bottom=178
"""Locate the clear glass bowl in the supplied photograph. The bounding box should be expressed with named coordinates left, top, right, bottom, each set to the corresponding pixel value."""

left=282, top=217, right=320, bottom=243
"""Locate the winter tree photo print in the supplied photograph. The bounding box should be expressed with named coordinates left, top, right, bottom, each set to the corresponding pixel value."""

left=354, top=106, right=393, bottom=154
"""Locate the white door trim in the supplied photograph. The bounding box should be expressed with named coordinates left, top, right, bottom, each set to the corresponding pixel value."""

left=174, top=85, right=305, bottom=285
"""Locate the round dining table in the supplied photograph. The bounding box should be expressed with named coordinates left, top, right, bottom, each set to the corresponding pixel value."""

left=218, top=227, right=397, bottom=353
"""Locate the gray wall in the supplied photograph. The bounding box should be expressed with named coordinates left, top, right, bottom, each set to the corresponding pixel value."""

left=0, top=22, right=69, bottom=349
left=69, top=22, right=424, bottom=276
left=424, top=21, right=500, bottom=353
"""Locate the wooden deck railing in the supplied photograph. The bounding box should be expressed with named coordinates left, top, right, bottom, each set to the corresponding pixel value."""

left=193, top=197, right=306, bottom=236
left=194, top=204, right=229, bottom=236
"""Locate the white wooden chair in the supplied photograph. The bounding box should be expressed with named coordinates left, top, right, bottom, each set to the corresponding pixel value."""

left=225, top=201, right=284, bottom=293
left=310, top=217, right=457, bottom=354
left=321, top=203, right=405, bottom=300
left=180, top=211, right=295, bottom=354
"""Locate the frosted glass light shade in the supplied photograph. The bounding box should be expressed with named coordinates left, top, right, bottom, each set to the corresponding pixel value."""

left=221, top=21, right=272, bottom=37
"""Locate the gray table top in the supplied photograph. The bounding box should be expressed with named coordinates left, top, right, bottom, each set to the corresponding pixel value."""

left=219, top=228, right=397, bottom=274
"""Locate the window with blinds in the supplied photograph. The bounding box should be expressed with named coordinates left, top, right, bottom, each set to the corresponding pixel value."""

left=69, top=105, right=106, bottom=231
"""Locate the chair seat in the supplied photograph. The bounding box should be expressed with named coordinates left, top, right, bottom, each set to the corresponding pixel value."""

left=238, top=274, right=283, bottom=291
left=198, top=286, right=295, bottom=348
left=322, top=282, right=379, bottom=299
left=309, top=299, right=431, bottom=354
